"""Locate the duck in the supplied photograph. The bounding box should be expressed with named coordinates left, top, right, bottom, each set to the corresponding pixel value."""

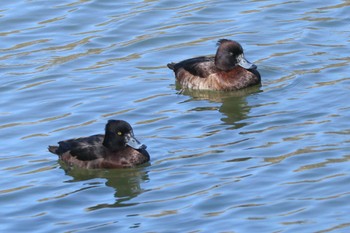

left=48, top=120, right=150, bottom=169
left=167, top=39, right=261, bottom=91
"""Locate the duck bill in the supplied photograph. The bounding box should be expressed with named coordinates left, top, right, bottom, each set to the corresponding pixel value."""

left=125, top=133, right=147, bottom=150
left=237, top=54, right=257, bottom=69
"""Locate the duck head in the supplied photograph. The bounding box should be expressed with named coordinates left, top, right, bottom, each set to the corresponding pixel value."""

left=215, top=39, right=257, bottom=71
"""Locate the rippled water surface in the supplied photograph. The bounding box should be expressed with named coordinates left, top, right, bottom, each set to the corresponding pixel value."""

left=1, top=0, right=350, bottom=232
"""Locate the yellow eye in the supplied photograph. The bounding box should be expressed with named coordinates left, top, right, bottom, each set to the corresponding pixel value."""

left=117, top=132, right=122, bottom=136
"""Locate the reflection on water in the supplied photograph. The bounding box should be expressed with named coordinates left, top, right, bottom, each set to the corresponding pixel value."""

left=60, top=162, right=150, bottom=210
left=179, top=84, right=262, bottom=127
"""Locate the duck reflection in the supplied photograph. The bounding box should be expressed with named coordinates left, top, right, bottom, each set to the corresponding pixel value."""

left=177, top=83, right=262, bottom=128
left=59, top=162, right=150, bottom=210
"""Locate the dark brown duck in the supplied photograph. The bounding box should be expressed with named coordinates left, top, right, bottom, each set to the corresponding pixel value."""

left=167, top=39, right=261, bottom=91
left=48, top=120, right=150, bottom=169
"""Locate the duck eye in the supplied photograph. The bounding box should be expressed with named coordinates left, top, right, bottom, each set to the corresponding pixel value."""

left=117, top=131, right=123, bottom=136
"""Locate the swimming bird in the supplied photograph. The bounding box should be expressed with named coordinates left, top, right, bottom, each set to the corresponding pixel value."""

left=48, top=120, right=150, bottom=169
left=167, top=39, right=261, bottom=91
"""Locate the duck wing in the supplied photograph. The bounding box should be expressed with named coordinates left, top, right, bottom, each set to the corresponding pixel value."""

left=168, top=56, right=216, bottom=78
left=55, top=134, right=105, bottom=161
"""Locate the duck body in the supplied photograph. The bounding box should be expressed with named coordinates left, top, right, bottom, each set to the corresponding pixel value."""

left=48, top=120, right=150, bottom=169
left=167, top=39, right=261, bottom=91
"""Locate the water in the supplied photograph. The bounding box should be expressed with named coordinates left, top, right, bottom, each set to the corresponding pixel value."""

left=1, top=0, right=350, bottom=232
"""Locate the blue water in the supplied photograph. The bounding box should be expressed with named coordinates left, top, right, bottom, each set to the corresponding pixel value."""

left=1, top=0, right=350, bottom=232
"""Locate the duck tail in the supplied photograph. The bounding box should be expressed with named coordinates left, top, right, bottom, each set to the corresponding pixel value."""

left=48, top=145, right=58, bottom=154
left=167, top=62, right=176, bottom=70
